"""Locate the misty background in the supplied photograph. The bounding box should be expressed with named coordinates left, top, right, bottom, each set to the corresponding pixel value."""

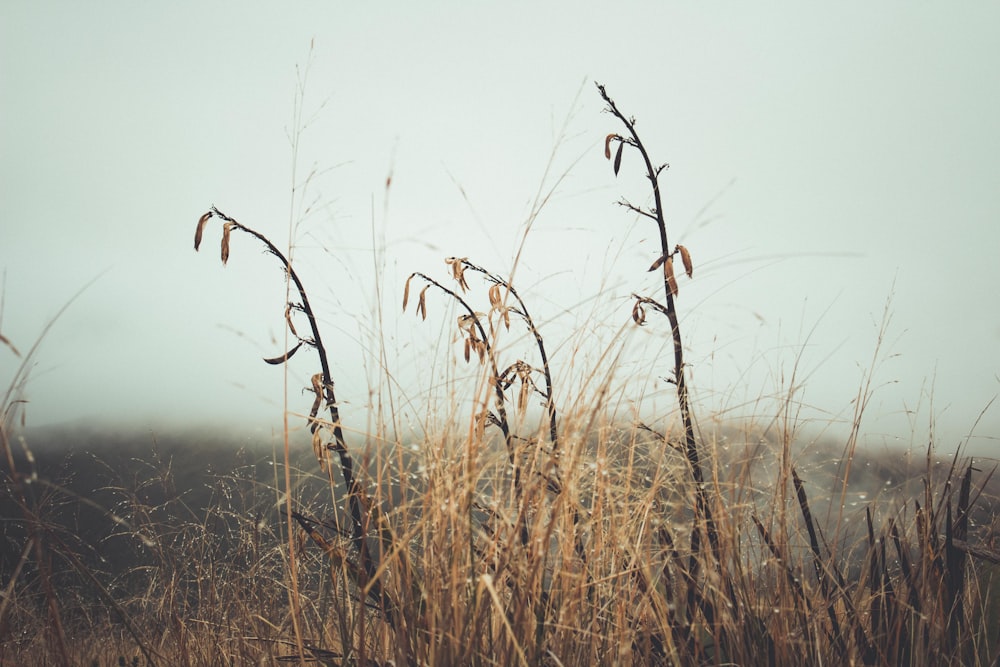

left=1, top=3, right=998, bottom=455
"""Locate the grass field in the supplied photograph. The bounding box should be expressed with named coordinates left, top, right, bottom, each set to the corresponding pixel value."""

left=2, top=419, right=998, bottom=666
left=3, top=83, right=999, bottom=666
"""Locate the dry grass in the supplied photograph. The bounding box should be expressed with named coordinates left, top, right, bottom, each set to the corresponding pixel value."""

left=2, top=423, right=998, bottom=666
left=2, top=83, right=999, bottom=666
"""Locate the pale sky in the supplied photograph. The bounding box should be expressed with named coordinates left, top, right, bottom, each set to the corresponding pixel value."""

left=2, top=2, right=998, bottom=455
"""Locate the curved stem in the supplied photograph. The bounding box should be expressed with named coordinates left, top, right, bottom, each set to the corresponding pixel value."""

left=460, top=261, right=559, bottom=452
left=207, top=207, right=388, bottom=611
left=596, top=85, right=719, bottom=560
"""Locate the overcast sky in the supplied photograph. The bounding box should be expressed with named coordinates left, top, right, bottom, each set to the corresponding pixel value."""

left=2, top=2, right=998, bottom=455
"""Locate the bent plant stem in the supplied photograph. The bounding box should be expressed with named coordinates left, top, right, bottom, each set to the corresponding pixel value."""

left=196, top=207, right=388, bottom=613
left=407, top=272, right=531, bottom=546
left=456, top=261, right=595, bottom=566
left=597, top=83, right=719, bottom=561
left=407, top=273, right=515, bottom=466
left=459, top=260, right=559, bottom=453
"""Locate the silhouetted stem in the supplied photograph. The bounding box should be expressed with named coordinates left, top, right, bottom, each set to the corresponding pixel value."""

left=207, top=207, right=386, bottom=609
left=596, top=84, right=719, bottom=561
left=459, top=260, right=559, bottom=452
left=410, top=273, right=524, bottom=508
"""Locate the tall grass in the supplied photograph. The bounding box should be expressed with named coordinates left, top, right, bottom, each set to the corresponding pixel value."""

left=2, top=84, right=999, bottom=666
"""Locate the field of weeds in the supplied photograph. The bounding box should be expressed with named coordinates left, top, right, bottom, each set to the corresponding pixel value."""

left=3, top=84, right=999, bottom=666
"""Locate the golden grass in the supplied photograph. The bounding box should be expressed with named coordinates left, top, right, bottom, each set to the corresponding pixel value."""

left=2, top=82, right=998, bottom=666
left=2, top=422, right=997, bottom=666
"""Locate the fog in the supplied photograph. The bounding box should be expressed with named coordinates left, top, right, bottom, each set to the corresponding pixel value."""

left=2, top=3, right=998, bottom=455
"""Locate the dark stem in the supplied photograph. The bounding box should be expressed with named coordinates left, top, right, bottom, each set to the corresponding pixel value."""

left=596, top=84, right=719, bottom=560
left=459, top=260, right=559, bottom=452
left=410, top=272, right=526, bottom=522
left=208, top=207, right=386, bottom=606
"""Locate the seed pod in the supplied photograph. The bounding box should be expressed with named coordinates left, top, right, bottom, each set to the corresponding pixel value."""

left=446, top=256, right=469, bottom=292
left=489, top=284, right=502, bottom=309
left=221, top=222, right=233, bottom=265
left=677, top=244, right=693, bottom=278
left=284, top=305, right=298, bottom=337
left=194, top=211, right=212, bottom=250
left=417, top=285, right=429, bottom=320
left=312, top=429, right=323, bottom=462
left=613, top=142, right=624, bottom=176
left=458, top=313, right=485, bottom=332
left=664, top=257, right=678, bottom=297
left=309, top=373, right=323, bottom=417
left=631, top=301, right=646, bottom=326
left=605, top=133, right=617, bottom=159
left=402, top=274, right=414, bottom=311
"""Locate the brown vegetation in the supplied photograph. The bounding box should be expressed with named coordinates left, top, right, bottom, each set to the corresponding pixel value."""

left=2, top=84, right=998, bottom=666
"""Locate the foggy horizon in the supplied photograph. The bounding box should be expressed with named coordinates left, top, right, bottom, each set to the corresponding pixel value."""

left=2, top=3, right=998, bottom=457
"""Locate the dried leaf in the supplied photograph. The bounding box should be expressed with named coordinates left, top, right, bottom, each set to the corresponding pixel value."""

left=284, top=305, right=298, bottom=337
left=194, top=211, right=212, bottom=251
left=518, top=381, right=530, bottom=412
left=417, top=285, right=429, bottom=320
left=631, top=301, right=646, bottom=326
left=474, top=410, right=488, bottom=440
left=648, top=252, right=669, bottom=273
left=312, top=429, right=324, bottom=462
left=0, top=332, right=20, bottom=358
left=309, top=373, right=323, bottom=417
left=402, top=274, right=414, bottom=312
left=613, top=141, right=624, bottom=176
left=604, top=133, right=617, bottom=160
left=502, top=306, right=510, bottom=330
left=488, top=284, right=502, bottom=309
left=664, top=257, right=678, bottom=297
left=263, top=342, right=303, bottom=365
left=446, top=257, right=469, bottom=292
left=221, top=222, right=233, bottom=265
left=312, top=430, right=329, bottom=472
left=464, top=337, right=471, bottom=363
left=677, top=244, right=693, bottom=278
left=458, top=312, right=485, bottom=334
